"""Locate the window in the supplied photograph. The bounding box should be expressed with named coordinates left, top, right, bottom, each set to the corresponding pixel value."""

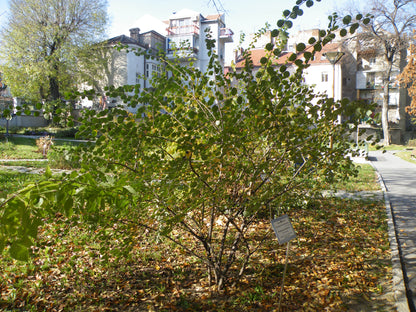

left=321, top=72, right=328, bottom=82
left=366, top=72, right=375, bottom=88
left=146, top=64, right=149, bottom=78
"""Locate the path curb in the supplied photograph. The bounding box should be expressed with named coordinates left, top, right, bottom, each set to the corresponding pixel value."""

left=371, top=161, right=410, bottom=311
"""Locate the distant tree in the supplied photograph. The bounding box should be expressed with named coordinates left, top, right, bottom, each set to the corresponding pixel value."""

left=0, top=0, right=108, bottom=111
left=351, top=0, right=416, bottom=145
left=398, top=32, right=416, bottom=116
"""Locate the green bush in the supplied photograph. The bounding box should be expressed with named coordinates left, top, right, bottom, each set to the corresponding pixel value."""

left=54, top=127, right=78, bottom=138
left=48, top=146, right=80, bottom=169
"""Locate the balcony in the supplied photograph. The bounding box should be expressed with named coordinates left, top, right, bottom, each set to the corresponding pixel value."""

left=167, top=24, right=200, bottom=36
left=219, top=28, right=233, bottom=43
left=166, top=47, right=199, bottom=60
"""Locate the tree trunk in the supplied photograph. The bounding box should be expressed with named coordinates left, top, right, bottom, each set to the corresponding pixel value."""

left=382, top=80, right=390, bottom=145
left=381, top=60, right=393, bottom=146
left=49, top=75, right=60, bottom=101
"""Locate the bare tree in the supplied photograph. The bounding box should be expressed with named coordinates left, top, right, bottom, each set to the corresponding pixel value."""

left=351, top=0, right=416, bottom=145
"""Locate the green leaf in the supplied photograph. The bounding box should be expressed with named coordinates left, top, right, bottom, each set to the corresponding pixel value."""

left=64, top=197, right=74, bottom=217
left=306, top=0, right=314, bottom=7
left=313, top=43, right=322, bottom=52
left=285, top=21, right=293, bottom=29
left=350, top=23, right=359, bottom=34
left=0, top=237, right=5, bottom=254
left=271, top=29, right=279, bottom=37
left=44, top=165, right=52, bottom=178
left=288, top=53, right=297, bottom=62
left=294, top=59, right=303, bottom=67
left=342, top=15, right=352, bottom=25
left=283, top=10, right=291, bottom=17
left=123, top=185, right=138, bottom=195
left=303, top=51, right=312, bottom=60
left=9, top=241, right=29, bottom=261
left=265, top=43, right=274, bottom=51
left=296, top=43, right=306, bottom=52
left=340, top=29, right=347, bottom=37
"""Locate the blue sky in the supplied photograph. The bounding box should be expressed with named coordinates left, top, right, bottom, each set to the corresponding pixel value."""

left=106, top=0, right=345, bottom=37
left=104, top=0, right=350, bottom=63
left=0, top=0, right=350, bottom=63
left=0, top=0, right=347, bottom=36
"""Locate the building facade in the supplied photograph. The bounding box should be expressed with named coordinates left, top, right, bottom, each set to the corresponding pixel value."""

left=229, top=29, right=411, bottom=143
left=165, top=9, right=233, bottom=71
left=83, top=9, right=233, bottom=112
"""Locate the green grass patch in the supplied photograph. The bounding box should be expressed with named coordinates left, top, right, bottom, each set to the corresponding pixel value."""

left=0, top=169, right=42, bottom=198
left=367, top=143, right=409, bottom=151
left=0, top=137, right=40, bottom=159
left=331, top=164, right=380, bottom=192
left=0, top=136, right=84, bottom=164
left=393, top=150, right=416, bottom=165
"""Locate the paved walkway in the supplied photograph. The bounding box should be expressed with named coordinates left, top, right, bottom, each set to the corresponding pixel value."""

left=369, top=150, right=416, bottom=312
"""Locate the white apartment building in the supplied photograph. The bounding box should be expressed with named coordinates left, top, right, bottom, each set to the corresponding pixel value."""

left=165, top=9, right=233, bottom=71
left=82, top=9, right=233, bottom=112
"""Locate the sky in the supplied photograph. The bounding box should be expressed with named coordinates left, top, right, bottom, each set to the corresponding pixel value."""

left=105, top=0, right=345, bottom=36
left=105, top=0, right=351, bottom=64
left=0, top=0, right=351, bottom=64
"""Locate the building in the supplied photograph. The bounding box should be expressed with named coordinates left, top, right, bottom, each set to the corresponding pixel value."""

left=231, top=30, right=356, bottom=107
left=229, top=29, right=412, bottom=143
left=80, top=28, right=165, bottom=112
left=82, top=9, right=233, bottom=111
left=165, top=9, right=233, bottom=71
left=355, top=43, right=409, bottom=142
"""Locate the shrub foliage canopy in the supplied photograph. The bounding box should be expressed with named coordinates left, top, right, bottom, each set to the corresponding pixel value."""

left=0, top=0, right=372, bottom=290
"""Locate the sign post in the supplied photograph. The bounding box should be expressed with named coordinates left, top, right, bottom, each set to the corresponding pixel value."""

left=271, top=214, right=296, bottom=312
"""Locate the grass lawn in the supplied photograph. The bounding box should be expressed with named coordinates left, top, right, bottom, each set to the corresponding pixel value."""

left=0, top=136, right=83, bottom=160
left=331, top=163, right=381, bottom=192
left=393, top=150, right=416, bottom=165
left=0, top=162, right=394, bottom=311
left=0, top=137, right=41, bottom=159
left=0, top=169, right=43, bottom=198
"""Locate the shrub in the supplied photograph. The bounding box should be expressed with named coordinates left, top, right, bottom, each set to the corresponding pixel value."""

left=35, top=136, right=54, bottom=157
left=54, top=127, right=78, bottom=138
left=48, top=146, right=80, bottom=169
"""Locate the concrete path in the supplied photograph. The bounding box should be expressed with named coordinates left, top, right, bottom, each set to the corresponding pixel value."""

left=370, top=150, right=416, bottom=312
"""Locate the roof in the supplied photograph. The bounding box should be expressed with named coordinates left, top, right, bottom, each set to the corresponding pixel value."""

left=235, top=42, right=343, bottom=68
left=107, top=35, right=145, bottom=47
left=169, top=9, right=199, bottom=20
left=205, top=14, right=222, bottom=20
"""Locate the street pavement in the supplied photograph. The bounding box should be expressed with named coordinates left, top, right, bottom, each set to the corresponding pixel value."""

left=369, top=150, right=416, bottom=312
